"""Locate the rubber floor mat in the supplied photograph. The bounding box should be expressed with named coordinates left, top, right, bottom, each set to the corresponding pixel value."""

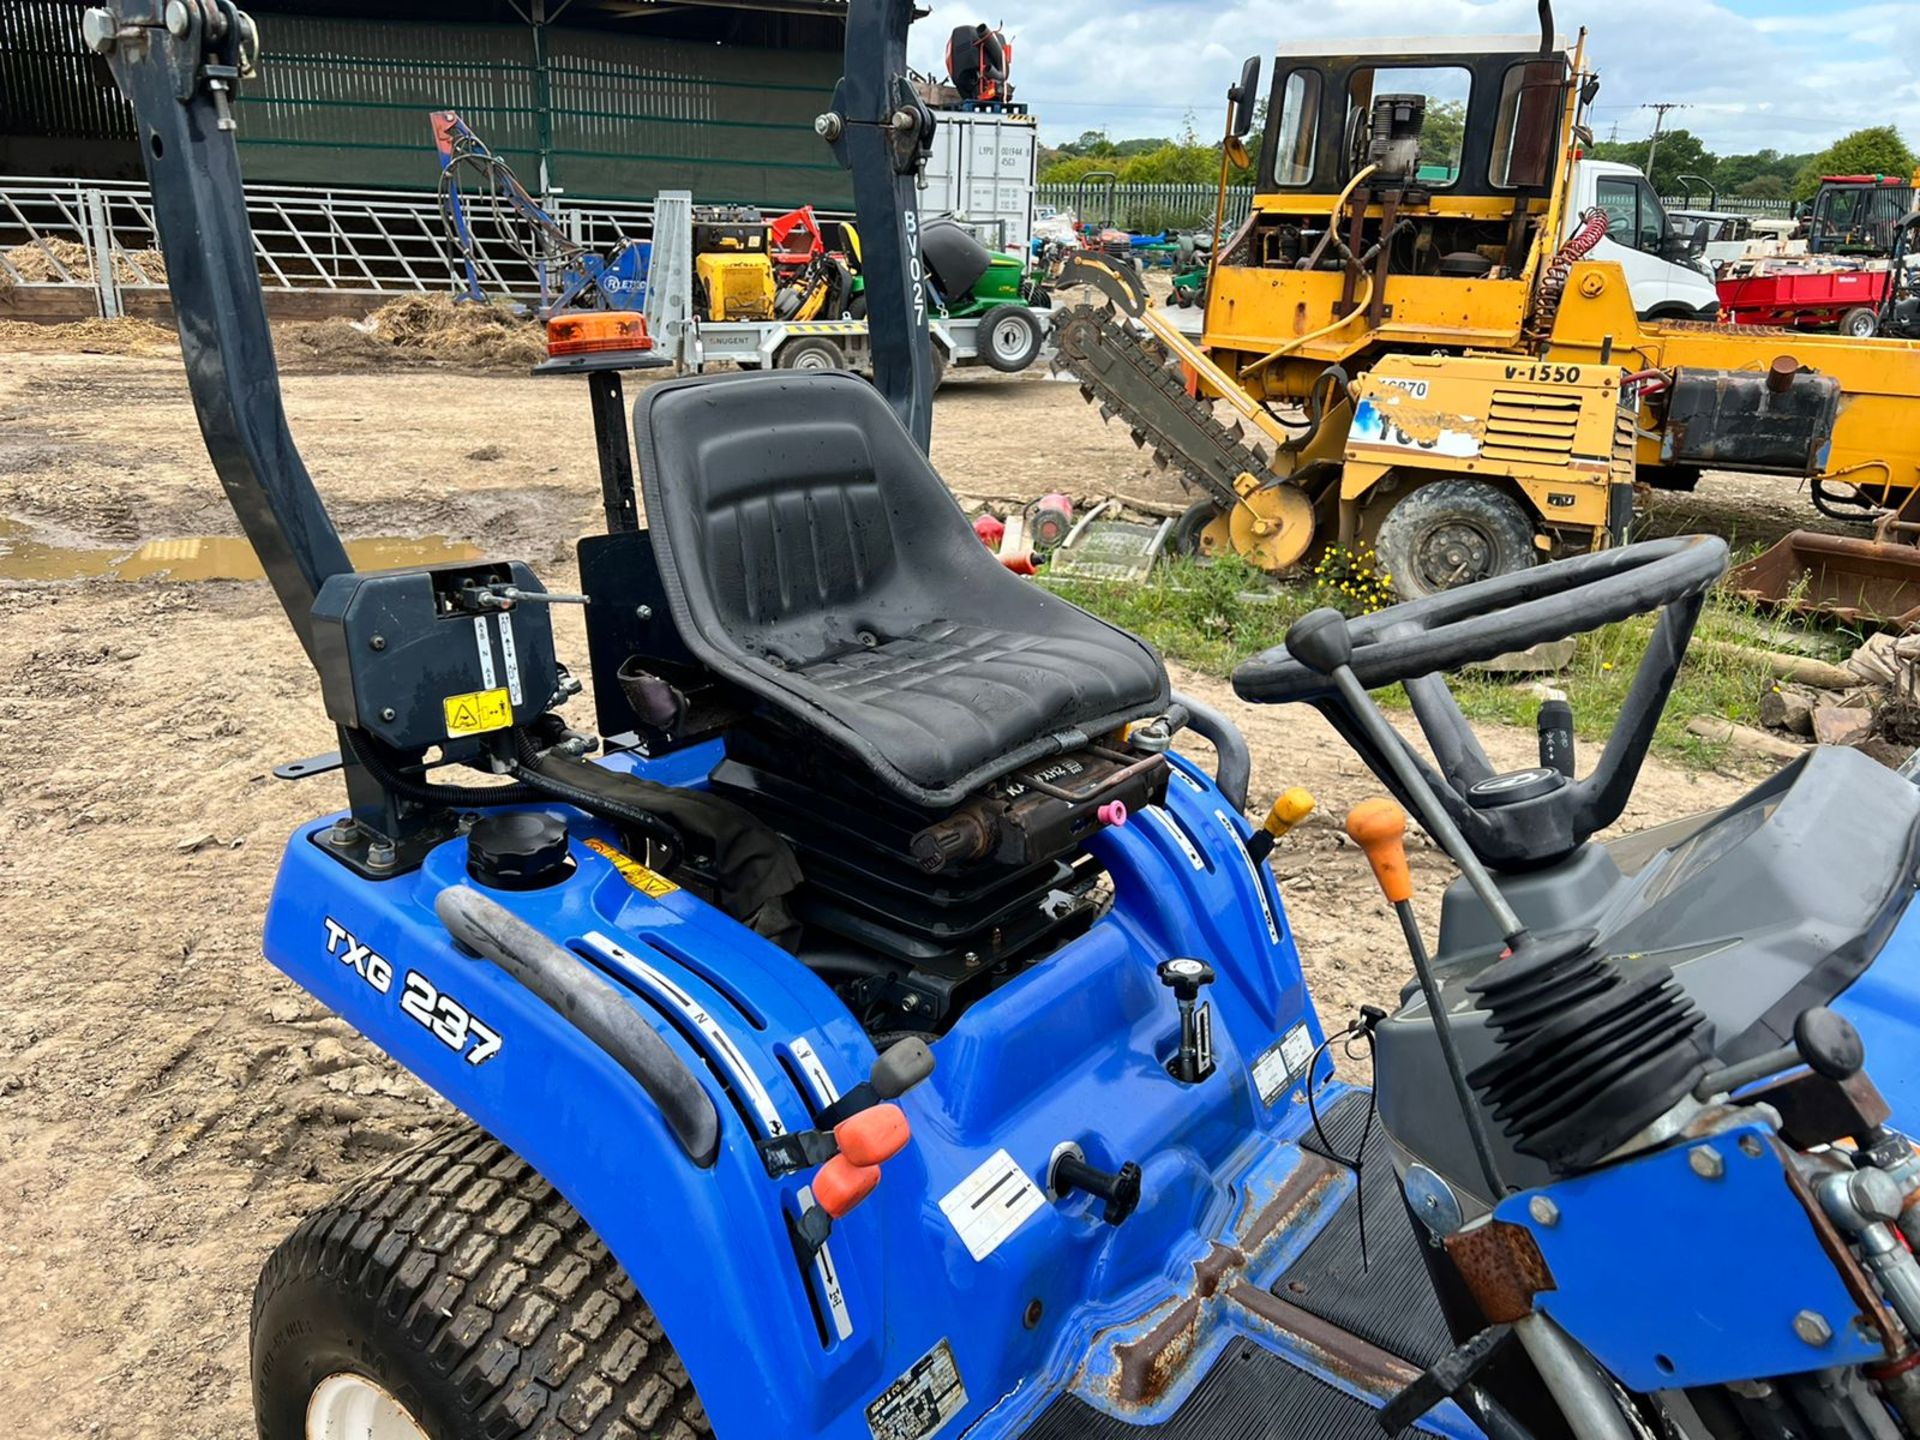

left=1299, top=1087, right=1375, bottom=1164
left=1276, top=1091, right=1455, bottom=1369
left=1020, top=1336, right=1412, bottom=1439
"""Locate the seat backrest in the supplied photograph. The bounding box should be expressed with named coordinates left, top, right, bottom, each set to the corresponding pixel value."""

left=666, top=415, right=897, bottom=666
left=638, top=370, right=995, bottom=668
left=634, top=370, right=1170, bottom=806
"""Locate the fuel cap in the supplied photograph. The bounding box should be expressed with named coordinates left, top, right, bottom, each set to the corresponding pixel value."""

left=1466, top=767, right=1566, bottom=810
left=467, top=811, right=571, bottom=890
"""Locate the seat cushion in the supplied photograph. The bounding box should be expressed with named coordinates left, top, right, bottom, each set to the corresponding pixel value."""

left=634, top=370, right=1170, bottom=808
left=798, top=619, right=1162, bottom=792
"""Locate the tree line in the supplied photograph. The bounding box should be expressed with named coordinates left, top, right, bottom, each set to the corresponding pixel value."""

left=1040, top=116, right=1916, bottom=208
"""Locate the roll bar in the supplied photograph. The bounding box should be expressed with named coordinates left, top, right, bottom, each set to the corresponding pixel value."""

left=85, top=0, right=350, bottom=663
left=819, top=0, right=937, bottom=450
left=85, top=0, right=938, bottom=654
left=86, top=0, right=937, bottom=854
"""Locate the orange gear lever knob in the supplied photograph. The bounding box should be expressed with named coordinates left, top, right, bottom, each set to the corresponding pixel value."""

left=1346, top=798, right=1413, bottom=905
left=833, top=1103, right=911, bottom=1168
left=814, top=1155, right=881, bottom=1218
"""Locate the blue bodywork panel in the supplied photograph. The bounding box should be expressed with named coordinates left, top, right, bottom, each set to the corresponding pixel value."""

left=1836, top=896, right=1920, bottom=1124
left=1498, top=1122, right=1887, bottom=1390
left=262, top=746, right=1439, bottom=1438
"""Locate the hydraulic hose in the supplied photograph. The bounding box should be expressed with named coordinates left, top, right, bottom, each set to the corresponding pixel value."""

left=1240, top=165, right=1384, bottom=383
left=1242, top=275, right=1375, bottom=379
left=1529, top=207, right=1609, bottom=338
left=1297, top=162, right=1379, bottom=274
left=508, top=729, right=683, bottom=860
left=1280, top=364, right=1352, bottom=454
left=343, top=728, right=546, bottom=809
left=343, top=728, right=685, bottom=864
left=1171, top=690, right=1252, bottom=813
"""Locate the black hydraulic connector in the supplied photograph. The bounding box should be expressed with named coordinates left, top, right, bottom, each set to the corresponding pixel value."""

left=1050, top=1150, right=1142, bottom=1226
left=1157, top=957, right=1217, bottom=1083
left=816, top=1036, right=935, bottom=1129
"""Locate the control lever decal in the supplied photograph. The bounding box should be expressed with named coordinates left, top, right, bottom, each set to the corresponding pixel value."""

left=938, top=1150, right=1046, bottom=1262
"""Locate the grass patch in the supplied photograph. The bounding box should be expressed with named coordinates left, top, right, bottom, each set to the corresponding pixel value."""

left=1043, top=557, right=1803, bottom=767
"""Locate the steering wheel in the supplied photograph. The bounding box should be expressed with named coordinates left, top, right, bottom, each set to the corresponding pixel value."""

left=1233, top=536, right=1729, bottom=870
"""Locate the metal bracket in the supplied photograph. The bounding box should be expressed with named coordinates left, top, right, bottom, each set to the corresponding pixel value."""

left=273, top=750, right=342, bottom=781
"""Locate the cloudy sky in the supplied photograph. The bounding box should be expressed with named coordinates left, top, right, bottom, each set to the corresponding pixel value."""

left=918, top=1, right=1920, bottom=157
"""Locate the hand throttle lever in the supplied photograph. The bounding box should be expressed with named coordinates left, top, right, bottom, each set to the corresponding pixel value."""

left=1348, top=800, right=1505, bottom=1199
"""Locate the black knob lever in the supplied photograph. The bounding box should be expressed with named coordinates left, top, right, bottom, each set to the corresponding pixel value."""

left=1693, top=1005, right=1865, bottom=1102
left=817, top=1037, right=935, bottom=1128
left=1157, top=958, right=1216, bottom=1083
left=1050, top=1149, right=1142, bottom=1226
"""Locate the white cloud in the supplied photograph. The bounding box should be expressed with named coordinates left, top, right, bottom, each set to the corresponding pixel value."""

left=919, top=0, right=1920, bottom=157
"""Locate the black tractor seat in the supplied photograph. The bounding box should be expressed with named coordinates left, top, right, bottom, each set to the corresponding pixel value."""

left=634, top=370, right=1169, bottom=809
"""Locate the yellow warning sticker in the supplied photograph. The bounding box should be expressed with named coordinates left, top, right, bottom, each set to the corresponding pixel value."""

left=442, top=687, right=513, bottom=738
left=584, top=837, right=680, bottom=898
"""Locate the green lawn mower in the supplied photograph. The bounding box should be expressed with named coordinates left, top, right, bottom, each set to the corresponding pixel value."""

left=921, top=217, right=1052, bottom=371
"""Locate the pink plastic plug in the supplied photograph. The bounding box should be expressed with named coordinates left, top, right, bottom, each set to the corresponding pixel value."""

left=1097, top=801, right=1128, bottom=827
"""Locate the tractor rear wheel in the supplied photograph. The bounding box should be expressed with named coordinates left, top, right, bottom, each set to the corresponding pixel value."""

left=251, top=1124, right=709, bottom=1440
left=978, top=303, right=1044, bottom=372
left=1374, top=479, right=1537, bottom=600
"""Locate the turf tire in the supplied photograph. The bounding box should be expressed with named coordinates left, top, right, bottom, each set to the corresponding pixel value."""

left=251, top=1124, right=709, bottom=1440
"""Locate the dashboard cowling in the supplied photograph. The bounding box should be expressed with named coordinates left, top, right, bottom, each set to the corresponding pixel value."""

left=1374, top=745, right=1920, bottom=1202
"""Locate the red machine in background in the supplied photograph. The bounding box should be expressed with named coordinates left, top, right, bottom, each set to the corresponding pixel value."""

left=946, top=22, right=1014, bottom=104
left=1717, top=265, right=1892, bottom=337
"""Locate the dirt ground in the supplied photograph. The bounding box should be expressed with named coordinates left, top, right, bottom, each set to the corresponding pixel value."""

left=0, top=335, right=1774, bottom=1437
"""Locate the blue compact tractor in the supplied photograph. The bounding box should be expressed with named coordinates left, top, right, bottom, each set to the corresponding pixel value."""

left=86, top=2, right=1920, bottom=1439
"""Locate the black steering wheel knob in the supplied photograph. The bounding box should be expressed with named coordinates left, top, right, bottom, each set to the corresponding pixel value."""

left=1282, top=607, right=1354, bottom=676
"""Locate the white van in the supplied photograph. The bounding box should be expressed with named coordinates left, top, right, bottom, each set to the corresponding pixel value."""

left=1569, top=159, right=1722, bottom=320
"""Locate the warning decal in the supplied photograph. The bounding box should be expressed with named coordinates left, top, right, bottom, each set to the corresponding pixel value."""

left=937, top=1149, right=1045, bottom=1262
left=1252, top=1021, right=1317, bottom=1106
left=442, top=686, right=512, bottom=738
left=866, top=1338, right=967, bottom=1440
left=583, top=837, right=680, bottom=898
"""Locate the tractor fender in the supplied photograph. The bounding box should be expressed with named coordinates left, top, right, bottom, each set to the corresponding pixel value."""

left=261, top=806, right=891, bottom=1438
left=260, top=746, right=1324, bottom=1438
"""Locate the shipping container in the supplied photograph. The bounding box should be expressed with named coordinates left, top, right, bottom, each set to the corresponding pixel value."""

left=920, top=110, right=1038, bottom=256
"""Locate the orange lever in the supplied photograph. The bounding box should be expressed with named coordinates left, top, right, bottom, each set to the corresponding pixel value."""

left=833, top=1103, right=911, bottom=1167
left=814, top=1155, right=881, bottom=1218
left=1346, top=798, right=1413, bottom=905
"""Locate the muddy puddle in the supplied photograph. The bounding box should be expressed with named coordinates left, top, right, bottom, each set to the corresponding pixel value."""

left=0, top=521, right=484, bottom=582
